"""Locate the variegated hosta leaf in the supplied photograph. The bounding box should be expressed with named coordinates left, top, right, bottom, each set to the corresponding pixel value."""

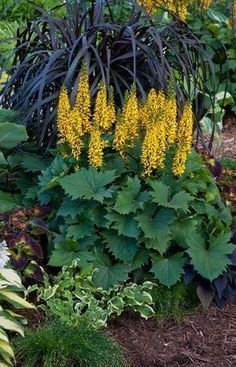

left=0, top=269, right=22, bottom=287
left=0, top=330, right=9, bottom=343
left=0, top=290, right=35, bottom=309
left=0, top=316, right=24, bottom=336
left=0, top=340, right=14, bottom=358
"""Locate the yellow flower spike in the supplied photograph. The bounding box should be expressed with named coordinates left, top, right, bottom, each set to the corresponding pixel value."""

left=165, top=85, right=177, bottom=146
left=172, top=102, right=194, bottom=176
left=122, top=85, right=139, bottom=143
left=57, top=87, right=84, bottom=161
left=94, top=81, right=111, bottom=131
left=88, top=127, right=107, bottom=167
left=141, top=124, right=159, bottom=175
left=146, top=89, right=159, bottom=122
left=57, top=87, right=72, bottom=144
left=113, top=111, right=127, bottom=158
left=107, top=87, right=116, bottom=128
left=141, top=89, right=167, bottom=175
left=113, top=86, right=139, bottom=156
left=69, top=108, right=84, bottom=160
left=75, top=65, right=91, bottom=133
left=197, top=0, right=213, bottom=11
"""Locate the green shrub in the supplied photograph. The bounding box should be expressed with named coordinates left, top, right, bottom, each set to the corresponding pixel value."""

left=22, top=147, right=235, bottom=307
left=15, top=319, right=128, bottom=367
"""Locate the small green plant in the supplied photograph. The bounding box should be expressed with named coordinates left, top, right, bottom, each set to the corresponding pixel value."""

left=152, top=282, right=199, bottom=320
left=15, top=319, right=128, bottom=367
left=0, top=262, right=34, bottom=366
left=220, top=158, right=236, bottom=171
left=32, top=260, right=155, bottom=329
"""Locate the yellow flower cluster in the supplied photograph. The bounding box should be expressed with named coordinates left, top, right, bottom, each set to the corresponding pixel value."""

left=137, top=0, right=213, bottom=20
left=74, top=65, right=91, bottom=133
left=113, top=86, right=139, bottom=157
left=141, top=90, right=166, bottom=175
left=88, top=127, right=107, bottom=167
left=172, top=102, right=194, bottom=176
left=197, top=0, right=213, bottom=11
left=57, top=71, right=193, bottom=176
left=57, top=69, right=116, bottom=168
left=57, top=87, right=83, bottom=160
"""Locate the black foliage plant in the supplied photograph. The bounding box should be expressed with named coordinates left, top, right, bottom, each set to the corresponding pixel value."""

left=0, top=0, right=216, bottom=148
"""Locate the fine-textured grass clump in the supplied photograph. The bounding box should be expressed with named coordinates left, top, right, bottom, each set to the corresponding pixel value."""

left=15, top=319, right=128, bottom=367
left=152, top=282, right=199, bottom=320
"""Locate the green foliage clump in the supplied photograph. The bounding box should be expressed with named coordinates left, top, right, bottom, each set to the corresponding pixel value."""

left=152, top=282, right=199, bottom=320
left=32, top=260, right=155, bottom=328
left=17, top=146, right=234, bottom=307
left=32, top=150, right=234, bottom=290
left=15, top=319, right=127, bottom=367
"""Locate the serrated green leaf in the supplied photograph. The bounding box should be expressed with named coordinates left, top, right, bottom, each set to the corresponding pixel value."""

left=146, top=238, right=170, bottom=256
left=151, top=253, right=185, bottom=287
left=149, top=181, right=169, bottom=206
left=150, top=181, right=193, bottom=212
left=20, top=154, right=49, bottom=172
left=137, top=207, right=176, bottom=241
left=219, top=207, right=232, bottom=226
left=130, top=249, right=149, bottom=270
left=57, top=197, right=84, bottom=219
left=191, top=200, right=219, bottom=218
left=103, top=230, right=139, bottom=261
left=49, top=239, right=95, bottom=267
left=172, top=219, right=199, bottom=249
left=93, top=254, right=130, bottom=289
left=106, top=212, right=141, bottom=239
left=67, top=218, right=94, bottom=240
left=114, top=176, right=141, bottom=214
left=59, top=167, right=116, bottom=202
left=187, top=233, right=235, bottom=281
left=168, top=191, right=193, bottom=212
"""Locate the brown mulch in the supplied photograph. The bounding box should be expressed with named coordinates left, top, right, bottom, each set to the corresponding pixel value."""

left=202, top=124, right=236, bottom=160
left=212, top=125, right=236, bottom=160
left=108, top=304, right=236, bottom=367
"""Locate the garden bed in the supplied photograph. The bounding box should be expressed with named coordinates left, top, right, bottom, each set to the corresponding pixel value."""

left=109, top=303, right=236, bottom=367
left=19, top=303, right=236, bottom=367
